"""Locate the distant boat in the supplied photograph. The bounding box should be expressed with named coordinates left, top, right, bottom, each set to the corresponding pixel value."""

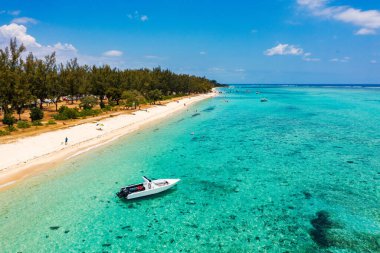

left=256, top=91, right=260, bottom=94
left=260, top=98, right=268, bottom=102
left=116, top=176, right=180, bottom=200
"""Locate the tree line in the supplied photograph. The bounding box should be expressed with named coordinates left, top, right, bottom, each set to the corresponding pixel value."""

left=0, top=38, right=219, bottom=122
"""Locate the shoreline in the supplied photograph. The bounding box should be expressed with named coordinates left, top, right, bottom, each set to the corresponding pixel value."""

left=0, top=92, right=216, bottom=191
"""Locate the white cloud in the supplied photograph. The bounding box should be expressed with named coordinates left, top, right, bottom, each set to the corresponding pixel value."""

left=251, top=29, right=258, bottom=33
left=285, top=20, right=302, bottom=26
left=370, top=60, right=377, bottom=64
left=0, top=24, right=77, bottom=60
left=298, top=0, right=380, bottom=35
left=128, top=11, right=149, bottom=22
left=302, top=52, right=320, bottom=61
left=0, top=23, right=79, bottom=62
left=330, top=56, right=350, bottom=63
left=199, top=51, right=206, bottom=55
left=144, top=55, right=159, bottom=59
left=265, top=43, right=321, bottom=62
left=11, top=17, right=38, bottom=25
left=209, top=67, right=225, bottom=72
left=53, top=42, right=77, bottom=51
left=355, top=28, right=376, bottom=35
left=0, top=23, right=40, bottom=47
left=103, top=50, right=123, bottom=57
left=264, top=43, right=304, bottom=56
left=0, top=10, right=21, bottom=16
left=235, top=68, right=245, bottom=72
left=335, top=8, right=380, bottom=30
left=8, top=10, right=21, bottom=16
left=0, top=24, right=130, bottom=68
left=303, top=57, right=320, bottom=62
left=298, top=0, right=327, bottom=9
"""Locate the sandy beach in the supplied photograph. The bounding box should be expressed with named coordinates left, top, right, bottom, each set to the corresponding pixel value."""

left=0, top=92, right=215, bottom=190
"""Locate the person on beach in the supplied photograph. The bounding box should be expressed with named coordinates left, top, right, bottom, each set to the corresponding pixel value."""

left=65, top=137, right=68, bottom=145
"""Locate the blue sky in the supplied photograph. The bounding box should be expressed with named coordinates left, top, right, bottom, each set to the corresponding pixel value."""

left=0, top=0, right=379, bottom=84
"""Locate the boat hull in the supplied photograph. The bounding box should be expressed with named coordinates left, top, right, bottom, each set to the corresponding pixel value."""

left=126, top=179, right=180, bottom=200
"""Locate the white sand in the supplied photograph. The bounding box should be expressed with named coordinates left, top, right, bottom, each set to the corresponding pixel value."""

left=0, top=92, right=215, bottom=188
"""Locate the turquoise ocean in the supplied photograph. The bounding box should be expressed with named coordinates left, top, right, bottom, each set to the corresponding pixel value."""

left=0, top=85, right=379, bottom=252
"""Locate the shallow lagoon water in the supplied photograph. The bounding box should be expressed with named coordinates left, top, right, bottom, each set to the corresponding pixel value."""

left=0, top=86, right=379, bottom=252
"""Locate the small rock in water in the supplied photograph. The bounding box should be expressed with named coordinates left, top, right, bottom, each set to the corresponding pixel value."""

left=102, top=243, right=111, bottom=247
left=309, top=210, right=336, bottom=247
left=302, top=191, right=312, bottom=199
left=229, top=215, right=237, bottom=220
left=49, top=226, right=60, bottom=230
left=64, top=230, right=70, bottom=234
left=347, top=161, right=354, bottom=164
left=186, top=201, right=196, bottom=205
left=116, top=236, right=123, bottom=239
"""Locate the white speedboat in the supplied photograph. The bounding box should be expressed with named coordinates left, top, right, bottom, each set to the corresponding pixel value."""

left=116, top=176, right=180, bottom=200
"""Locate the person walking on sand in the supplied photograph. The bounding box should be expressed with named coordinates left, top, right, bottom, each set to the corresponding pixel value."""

left=65, top=137, right=68, bottom=145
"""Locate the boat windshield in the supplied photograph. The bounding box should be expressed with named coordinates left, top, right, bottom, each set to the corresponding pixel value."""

left=142, top=176, right=152, bottom=182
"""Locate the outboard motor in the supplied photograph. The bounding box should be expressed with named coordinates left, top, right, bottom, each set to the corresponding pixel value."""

left=116, top=187, right=129, bottom=198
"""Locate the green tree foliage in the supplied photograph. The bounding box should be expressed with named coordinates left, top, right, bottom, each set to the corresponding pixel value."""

left=122, top=90, right=146, bottom=109
left=30, top=107, right=44, bottom=121
left=146, top=89, right=163, bottom=104
left=54, top=106, right=79, bottom=120
left=0, top=38, right=219, bottom=124
left=106, top=87, right=123, bottom=105
left=28, top=53, right=57, bottom=109
left=80, top=96, right=98, bottom=110
left=65, top=58, right=81, bottom=104
left=17, top=120, right=31, bottom=129
left=2, top=114, right=16, bottom=127
left=0, top=38, right=26, bottom=116
left=45, top=55, right=63, bottom=112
